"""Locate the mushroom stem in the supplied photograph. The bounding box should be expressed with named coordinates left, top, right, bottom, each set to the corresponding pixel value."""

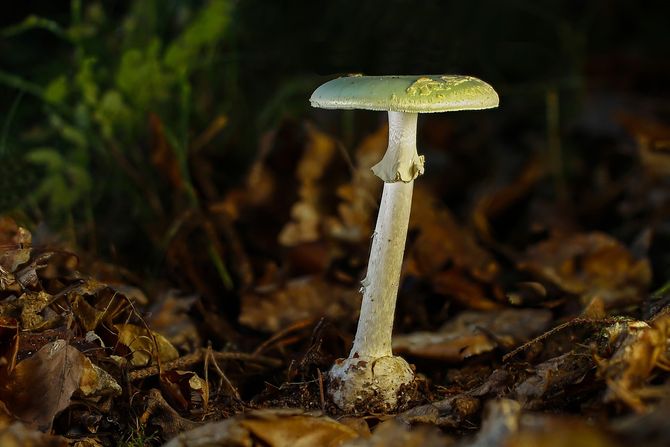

left=351, top=111, right=421, bottom=359
left=371, top=112, right=424, bottom=182
left=328, top=111, right=420, bottom=412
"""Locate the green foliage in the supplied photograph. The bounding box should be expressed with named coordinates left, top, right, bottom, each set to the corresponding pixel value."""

left=43, top=76, right=69, bottom=104
left=117, top=421, right=159, bottom=447
left=116, top=40, right=170, bottom=110
left=94, top=90, right=133, bottom=140
left=1, top=14, right=71, bottom=41
left=0, top=0, right=235, bottom=261
left=164, top=0, right=232, bottom=72
left=26, top=148, right=91, bottom=214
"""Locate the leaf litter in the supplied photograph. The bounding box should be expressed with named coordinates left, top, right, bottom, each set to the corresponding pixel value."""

left=1, top=109, right=670, bottom=447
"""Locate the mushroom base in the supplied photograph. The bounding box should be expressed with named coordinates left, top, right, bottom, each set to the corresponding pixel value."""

left=328, top=355, right=416, bottom=413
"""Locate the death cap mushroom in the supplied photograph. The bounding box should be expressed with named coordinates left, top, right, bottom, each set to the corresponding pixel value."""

left=310, top=73, right=500, bottom=413
left=310, top=74, right=499, bottom=113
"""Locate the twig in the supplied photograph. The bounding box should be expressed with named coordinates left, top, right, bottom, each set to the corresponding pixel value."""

left=502, top=317, right=616, bottom=363
left=205, top=345, right=241, bottom=401
left=128, top=348, right=281, bottom=381
left=252, top=318, right=314, bottom=356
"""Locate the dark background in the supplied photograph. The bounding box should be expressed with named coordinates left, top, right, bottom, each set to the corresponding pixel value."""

left=1, top=0, right=669, bottom=278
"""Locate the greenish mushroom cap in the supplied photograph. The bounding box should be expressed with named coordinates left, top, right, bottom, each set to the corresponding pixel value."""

left=310, top=74, right=499, bottom=113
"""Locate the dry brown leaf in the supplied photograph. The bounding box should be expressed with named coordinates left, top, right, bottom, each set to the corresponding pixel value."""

left=279, top=125, right=337, bottom=246
left=0, top=267, right=17, bottom=292
left=78, top=358, right=121, bottom=399
left=462, top=399, right=521, bottom=447
left=326, top=124, right=387, bottom=243
left=217, top=128, right=277, bottom=220
left=462, top=399, right=621, bottom=447
left=407, top=184, right=499, bottom=282
left=17, top=291, right=52, bottom=330
left=70, top=296, right=104, bottom=332
left=146, top=292, right=200, bottom=353
left=0, top=218, right=31, bottom=273
left=513, top=351, right=594, bottom=409
left=0, top=292, right=55, bottom=330
left=0, top=421, right=67, bottom=447
left=398, top=394, right=480, bottom=428
left=0, top=339, right=86, bottom=431
left=393, top=309, right=552, bottom=362
left=518, top=232, right=651, bottom=309
left=163, top=417, right=251, bottom=447
left=433, top=269, right=502, bottom=310
left=596, top=315, right=670, bottom=412
left=503, top=414, right=622, bottom=447
left=239, top=276, right=361, bottom=332
left=163, top=409, right=360, bottom=447
left=240, top=409, right=360, bottom=447
left=114, top=323, right=179, bottom=367
left=160, top=370, right=209, bottom=412
left=72, top=438, right=105, bottom=447
left=342, top=418, right=447, bottom=447
left=12, top=253, right=53, bottom=291
left=71, top=282, right=129, bottom=331
left=617, top=112, right=670, bottom=177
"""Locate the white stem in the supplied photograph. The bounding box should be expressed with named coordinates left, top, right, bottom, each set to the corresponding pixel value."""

left=371, top=112, right=424, bottom=182
left=350, top=111, right=421, bottom=359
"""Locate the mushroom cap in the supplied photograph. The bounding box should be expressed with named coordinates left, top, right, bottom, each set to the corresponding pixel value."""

left=310, top=74, right=499, bottom=113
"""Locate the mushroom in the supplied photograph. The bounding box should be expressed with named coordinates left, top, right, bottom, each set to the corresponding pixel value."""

left=310, top=75, right=499, bottom=413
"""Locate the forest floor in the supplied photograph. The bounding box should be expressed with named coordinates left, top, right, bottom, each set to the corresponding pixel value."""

left=2, top=101, right=670, bottom=447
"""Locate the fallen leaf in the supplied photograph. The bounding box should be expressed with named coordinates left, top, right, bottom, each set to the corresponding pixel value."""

left=433, top=268, right=502, bottom=310
left=69, top=282, right=135, bottom=332
left=240, top=409, right=360, bottom=447
left=596, top=315, right=670, bottom=412
left=160, top=370, right=209, bottom=412
left=407, top=184, right=499, bottom=282
left=326, top=124, right=386, bottom=243
left=393, top=309, right=552, bottom=362
left=141, top=388, right=199, bottom=441
left=342, top=418, right=447, bottom=447
left=240, top=276, right=361, bottom=332
left=146, top=292, right=200, bottom=353
left=617, top=112, right=670, bottom=177
left=79, top=358, right=121, bottom=399
left=518, top=232, right=651, bottom=309
left=279, top=124, right=337, bottom=246
left=163, top=417, right=250, bottom=447
left=114, top=324, right=179, bottom=367
left=11, top=253, right=53, bottom=290
left=398, top=394, right=480, bottom=428
left=163, top=408, right=360, bottom=447
left=0, top=218, right=32, bottom=272
left=462, top=399, right=521, bottom=447
left=72, top=438, right=105, bottom=447
left=0, top=339, right=86, bottom=431
left=18, top=291, right=53, bottom=330
left=503, top=414, right=622, bottom=447
left=513, top=351, right=595, bottom=409
left=0, top=421, right=67, bottom=447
